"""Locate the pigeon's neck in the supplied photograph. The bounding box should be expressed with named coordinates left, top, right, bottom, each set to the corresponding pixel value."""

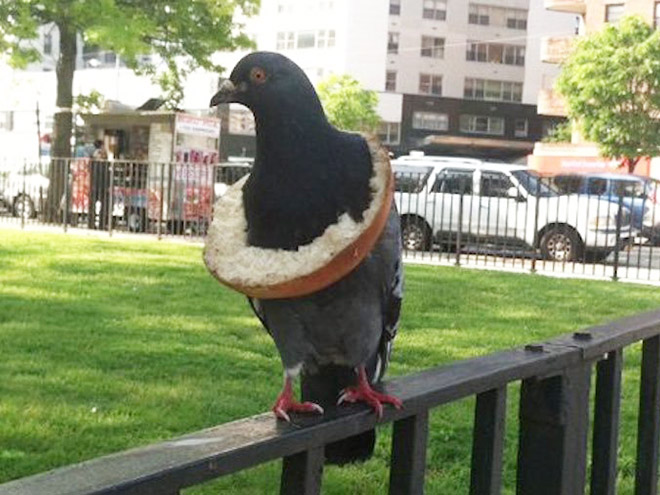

left=254, top=114, right=333, bottom=172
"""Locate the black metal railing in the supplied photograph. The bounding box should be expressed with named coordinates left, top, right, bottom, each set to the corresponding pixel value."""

left=2, top=309, right=660, bottom=494
left=3, top=158, right=660, bottom=283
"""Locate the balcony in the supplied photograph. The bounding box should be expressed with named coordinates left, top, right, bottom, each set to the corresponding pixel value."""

left=540, top=36, right=576, bottom=64
left=537, top=89, right=567, bottom=117
left=544, top=0, right=586, bottom=14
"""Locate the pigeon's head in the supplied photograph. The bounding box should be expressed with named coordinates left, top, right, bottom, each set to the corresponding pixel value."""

left=209, top=52, right=327, bottom=124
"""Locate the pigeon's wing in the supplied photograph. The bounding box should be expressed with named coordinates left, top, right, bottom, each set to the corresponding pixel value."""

left=247, top=297, right=272, bottom=335
left=375, top=232, right=403, bottom=382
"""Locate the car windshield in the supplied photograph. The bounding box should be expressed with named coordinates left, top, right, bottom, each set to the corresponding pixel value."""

left=393, top=165, right=433, bottom=193
left=511, top=170, right=558, bottom=197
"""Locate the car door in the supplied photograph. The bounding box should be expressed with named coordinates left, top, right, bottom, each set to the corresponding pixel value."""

left=430, top=168, right=475, bottom=241
left=477, top=171, right=521, bottom=242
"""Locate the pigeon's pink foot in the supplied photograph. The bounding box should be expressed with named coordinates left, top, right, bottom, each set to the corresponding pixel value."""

left=338, top=366, right=403, bottom=418
left=272, top=377, right=324, bottom=422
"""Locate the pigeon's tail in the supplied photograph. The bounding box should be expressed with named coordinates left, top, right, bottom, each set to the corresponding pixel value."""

left=300, top=354, right=381, bottom=465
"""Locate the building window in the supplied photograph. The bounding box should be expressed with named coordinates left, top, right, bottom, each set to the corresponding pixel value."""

left=277, top=30, right=334, bottom=50
left=379, top=122, right=401, bottom=145
left=276, top=32, right=295, bottom=49
left=43, top=33, right=52, bottom=55
left=459, top=115, right=505, bottom=135
left=605, top=3, right=624, bottom=23
left=467, top=41, right=524, bottom=66
left=506, top=9, right=528, bottom=30
left=297, top=31, right=316, bottom=48
left=390, top=0, right=401, bottom=15
left=464, top=78, right=523, bottom=102
left=423, top=0, right=447, bottom=20
left=412, top=111, right=449, bottom=131
left=468, top=4, right=490, bottom=25
left=317, top=30, right=335, bottom=48
left=421, top=36, right=445, bottom=58
left=468, top=4, right=527, bottom=29
left=514, top=119, right=528, bottom=137
left=386, top=70, right=397, bottom=92
left=388, top=32, right=400, bottom=54
left=419, top=74, right=443, bottom=95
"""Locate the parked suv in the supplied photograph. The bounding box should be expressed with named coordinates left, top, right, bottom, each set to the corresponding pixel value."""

left=552, top=173, right=660, bottom=245
left=393, top=155, right=634, bottom=262
left=0, top=171, right=49, bottom=218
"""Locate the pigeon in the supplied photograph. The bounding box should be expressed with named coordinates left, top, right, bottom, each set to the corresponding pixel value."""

left=207, top=52, right=402, bottom=463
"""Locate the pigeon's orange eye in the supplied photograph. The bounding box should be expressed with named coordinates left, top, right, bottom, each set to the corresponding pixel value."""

left=250, top=67, right=268, bottom=85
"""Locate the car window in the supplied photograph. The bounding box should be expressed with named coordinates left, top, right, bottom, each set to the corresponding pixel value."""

left=614, top=180, right=646, bottom=198
left=511, top=170, right=558, bottom=197
left=393, top=165, right=433, bottom=193
left=552, top=175, right=583, bottom=195
left=586, top=178, right=607, bottom=196
left=432, top=169, right=474, bottom=194
left=480, top=171, right=514, bottom=198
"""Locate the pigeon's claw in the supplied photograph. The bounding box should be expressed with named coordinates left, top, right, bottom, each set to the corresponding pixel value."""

left=338, top=366, right=403, bottom=419
left=272, top=377, right=324, bottom=422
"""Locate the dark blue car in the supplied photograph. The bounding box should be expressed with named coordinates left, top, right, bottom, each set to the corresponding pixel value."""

left=553, top=173, right=660, bottom=244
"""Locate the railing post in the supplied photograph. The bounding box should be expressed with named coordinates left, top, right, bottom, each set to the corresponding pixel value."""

left=63, top=159, right=70, bottom=233
left=470, top=386, right=507, bottom=495
left=612, top=193, right=624, bottom=281
left=516, top=363, right=591, bottom=495
left=389, top=411, right=429, bottom=495
left=634, top=335, right=660, bottom=495
left=280, top=446, right=324, bottom=495
left=107, top=162, right=114, bottom=237
left=455, top=193, right=463, bottom=266
left=21, top=160, right=26, bottom=229
left=591, top=349, right=622, bottom=495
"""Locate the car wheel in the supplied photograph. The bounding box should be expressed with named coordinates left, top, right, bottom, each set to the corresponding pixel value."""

left=12, top=195, right=35, bottom=219
left=401, top=219, right=431, bottom=251
left=540, top=226, right=582, bottom=262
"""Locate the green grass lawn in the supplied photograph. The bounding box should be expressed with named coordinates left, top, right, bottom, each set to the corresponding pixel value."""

left=1, top=229, right=660, bottom=494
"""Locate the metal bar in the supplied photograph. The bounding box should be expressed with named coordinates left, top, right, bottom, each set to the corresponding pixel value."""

left=280, top=446, right=324, bottom=495
left=470, top=386, right=507, bottom=495
left=612, top=194, right=624, bottom=281
left=634, top=335, right=660, bottom=495
left=590, top=349, right=622, bottom=495
left=516, top=363, right=592, bottom=495
left=455, top=192, right=463, bottom=266
left=389, top=411, right=429, bottom=495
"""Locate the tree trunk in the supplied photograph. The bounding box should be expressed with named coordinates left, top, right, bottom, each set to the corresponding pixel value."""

left=621, top=157, right=641, bottom=174
left=46, top=21, right=76, bottom=222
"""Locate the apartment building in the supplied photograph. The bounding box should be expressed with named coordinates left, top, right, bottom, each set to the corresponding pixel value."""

left=531, top=0, right=660, bottom=176
left=221, top=0, right=574, bottom=160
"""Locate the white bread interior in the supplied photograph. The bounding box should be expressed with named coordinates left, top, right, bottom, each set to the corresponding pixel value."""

left=203, top=136, right=390, bottom=291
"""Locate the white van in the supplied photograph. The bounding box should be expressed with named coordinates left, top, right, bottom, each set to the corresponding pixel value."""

left=392, top=155, right=635, bottom=262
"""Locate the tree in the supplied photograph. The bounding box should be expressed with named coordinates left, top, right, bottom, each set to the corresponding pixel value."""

left=542, top=121, right=572, bottom=143
left=555, top=16, right=660, bottom=173
left=0, top=0, right=257, bottom=219
left=317, top=74, right=380, bottom=133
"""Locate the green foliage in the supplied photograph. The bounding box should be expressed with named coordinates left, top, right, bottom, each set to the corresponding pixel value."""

left=556, top=16, right=660, bottom=168
left=0, top=0, right=258, bottom=108
left=542, top=121, right=572, bottom=143
left=74, top=90, right=105, bottom=113
left=317, top=74, right=381, bottom=133
left=3, top=230, right=660, bottom=493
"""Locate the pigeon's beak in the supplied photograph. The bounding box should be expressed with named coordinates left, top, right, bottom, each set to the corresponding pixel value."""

left=210, top=79, right=237, bottom=107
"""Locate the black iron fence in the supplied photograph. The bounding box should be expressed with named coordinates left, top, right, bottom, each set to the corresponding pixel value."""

left=3, top=157, right=660, bottom=283
left=2, top=309, right=660, bottom=494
